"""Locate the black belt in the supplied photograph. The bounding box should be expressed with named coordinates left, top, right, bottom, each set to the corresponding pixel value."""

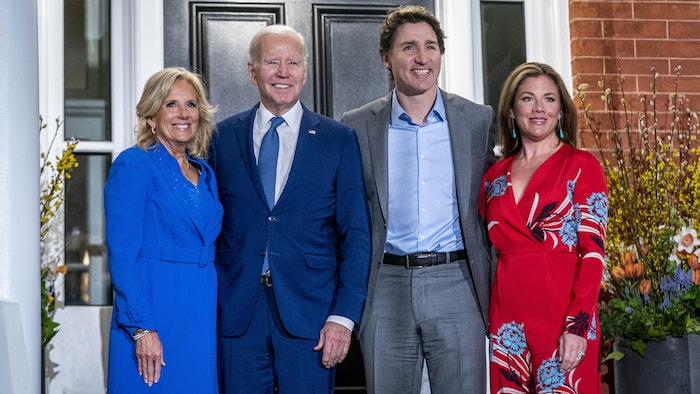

left=261, top=271, right=273, bottom=287
left=383, top=250, right=467, bottom=268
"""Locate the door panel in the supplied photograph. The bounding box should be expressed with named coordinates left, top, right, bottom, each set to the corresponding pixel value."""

left=164, top=0, right=432, bottom=121
left=312, top=5, right=395, bottom=119
left=163, top=1, right=432, bottom=391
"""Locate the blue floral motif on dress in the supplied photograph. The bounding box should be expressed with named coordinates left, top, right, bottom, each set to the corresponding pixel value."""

left=588, top=313, right=598, bottom=340
left=536, top=357, right=565, bottom=391
left=486, top=175, right=508, bottom=199
left=560, top=204, right=581, bottom=246
left=566, top=179, right=577, bottom=202
left=587, top=192, right=608, bottom=225
left=497, top=321, right=527, bottom=356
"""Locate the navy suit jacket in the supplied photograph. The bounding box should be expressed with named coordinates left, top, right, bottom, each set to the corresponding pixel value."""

left=209, top=103, right=371, bottom=339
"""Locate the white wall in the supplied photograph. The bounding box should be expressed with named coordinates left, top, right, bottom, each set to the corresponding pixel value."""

left=0, top=1, right=41, bottom=392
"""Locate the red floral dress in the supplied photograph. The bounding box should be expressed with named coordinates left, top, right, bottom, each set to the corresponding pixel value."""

left=479, top=144, right=608, bottom=394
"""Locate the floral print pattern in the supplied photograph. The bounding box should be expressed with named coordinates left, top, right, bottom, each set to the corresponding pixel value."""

left=479, top=145, right=608, bottom=394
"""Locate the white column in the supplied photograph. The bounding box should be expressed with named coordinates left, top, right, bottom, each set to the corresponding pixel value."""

left=0, top=1, right=40, bottom=393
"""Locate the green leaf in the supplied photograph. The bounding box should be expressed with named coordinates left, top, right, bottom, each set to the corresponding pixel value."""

left=631, top=339, right=647, bottom=357
left=602, top=351, right=625, bottom=362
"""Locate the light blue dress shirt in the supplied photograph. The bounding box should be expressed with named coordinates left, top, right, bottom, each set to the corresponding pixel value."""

left=385, top=90, right=465, bottom=255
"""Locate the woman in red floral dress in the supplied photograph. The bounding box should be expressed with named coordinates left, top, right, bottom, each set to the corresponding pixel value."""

left=479, top=62, right=607, bottom=394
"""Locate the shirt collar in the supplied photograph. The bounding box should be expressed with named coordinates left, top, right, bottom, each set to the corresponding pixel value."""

left=256, top=101, right=304, bottom=134
left=390, top=88, right=446, bottom=126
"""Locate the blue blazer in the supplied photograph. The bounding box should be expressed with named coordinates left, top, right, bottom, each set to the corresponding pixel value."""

left=209, top=103, right=371, bottom=339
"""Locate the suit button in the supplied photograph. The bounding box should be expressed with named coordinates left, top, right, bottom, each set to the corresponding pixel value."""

left=259, top=250, right=265, bottom=256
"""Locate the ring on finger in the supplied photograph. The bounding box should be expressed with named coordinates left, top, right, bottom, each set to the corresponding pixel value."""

left=576, top=351, right=585, bottom=362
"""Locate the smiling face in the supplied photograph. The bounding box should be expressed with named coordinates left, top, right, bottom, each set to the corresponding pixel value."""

left=383, top=21, right=441, bottom=98
left=147, top=78, right=200, bottom=153
left=512, top=75, right=562, bottom=144
left=248, top=33, right=308, bottom=116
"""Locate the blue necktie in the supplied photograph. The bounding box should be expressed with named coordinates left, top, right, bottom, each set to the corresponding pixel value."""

left=259, top=116, right=284, bottom=274
left=259, top=116, right=284, bottom=209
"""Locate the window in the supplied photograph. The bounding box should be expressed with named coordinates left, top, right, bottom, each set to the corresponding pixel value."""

left=63, top=0, right=112, bottom=306
left=480, top=1, right=526, bottom=109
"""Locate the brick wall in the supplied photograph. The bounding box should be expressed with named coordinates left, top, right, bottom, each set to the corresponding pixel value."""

left=569, top=0, right=700, bottom=158
left=569, top=3, right=700, bottom=393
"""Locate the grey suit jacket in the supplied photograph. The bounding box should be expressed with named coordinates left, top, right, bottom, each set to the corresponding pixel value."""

left=341, top=89, right=496, bottom=333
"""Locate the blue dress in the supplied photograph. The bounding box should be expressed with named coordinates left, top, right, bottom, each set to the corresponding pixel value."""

left=105, top=144, right=223, bottom=393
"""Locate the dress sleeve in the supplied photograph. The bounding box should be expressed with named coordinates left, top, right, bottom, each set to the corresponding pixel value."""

left=563, top=153, right=608, bottom=338
left=104, top=150, right=156, bottom=336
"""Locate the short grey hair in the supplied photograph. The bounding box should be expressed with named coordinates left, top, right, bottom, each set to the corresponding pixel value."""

left=248, top=24, right=308, bottom=64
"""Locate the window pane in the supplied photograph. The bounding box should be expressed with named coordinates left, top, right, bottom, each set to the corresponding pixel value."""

left=64, top=153, right=112, bottom=306
left=64, top=0, right=111, bottom=141
left=480, top=1, right=526, bottom=108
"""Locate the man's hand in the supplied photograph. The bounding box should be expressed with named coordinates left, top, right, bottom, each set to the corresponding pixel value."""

left=135, top=331, right=166, bottom=386
left=313, top=321, right=351, bottom=368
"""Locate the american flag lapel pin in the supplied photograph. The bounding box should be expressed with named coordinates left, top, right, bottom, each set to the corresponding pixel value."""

left=308, top=129, right=316, bottom=135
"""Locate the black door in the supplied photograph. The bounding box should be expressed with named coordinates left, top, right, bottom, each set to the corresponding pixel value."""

left=164, top=0, right=432, bottom=121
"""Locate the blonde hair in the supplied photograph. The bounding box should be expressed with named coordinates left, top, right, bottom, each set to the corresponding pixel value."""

left=135, top=67, right=217, bottom=158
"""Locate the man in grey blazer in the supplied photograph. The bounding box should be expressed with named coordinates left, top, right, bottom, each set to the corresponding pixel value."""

left=341, top=5, right=495, bottom=394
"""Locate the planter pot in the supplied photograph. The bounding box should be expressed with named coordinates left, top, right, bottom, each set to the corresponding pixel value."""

left=614, top=334, right=700, bottom=394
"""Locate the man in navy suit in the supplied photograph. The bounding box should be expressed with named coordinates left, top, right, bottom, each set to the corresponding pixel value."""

left=209, top=24, right=371, bottom=393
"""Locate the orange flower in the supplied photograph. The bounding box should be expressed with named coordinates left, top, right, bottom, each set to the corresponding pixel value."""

left=639, top=279, right=652, bottom=295
left=632, top=262, right=645, bottom=278
left=694, top=270, right=700, bottom=286
left=620, top=251, right=636, bottom=266
left=612, top=266, right=626, bottom=280
left=689, top=253, right=699, bottom=270
left=624, top=263, right=642, bottom=278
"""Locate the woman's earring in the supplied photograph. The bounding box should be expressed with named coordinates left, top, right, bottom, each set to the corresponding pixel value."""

left=512, top=129, right=516, bottom=139
left=151, top=127, right=156, bottom=135
left=557, top=117, right=564, bottom=139
left=510, top=116, right=516, bottom=139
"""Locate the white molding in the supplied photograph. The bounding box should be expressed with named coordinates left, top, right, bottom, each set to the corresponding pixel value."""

left=524, top=0, right=573, bottom=93
left=436, top=0, right=481, bottom=102
left=38, top=0, right=65, bottom=146
left=111, top=0, right=164, bottom=157
left=439, top=0, right=572, bottom=101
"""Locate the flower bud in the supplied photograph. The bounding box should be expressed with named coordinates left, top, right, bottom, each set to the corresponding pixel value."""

left=620, top=251, right=636, bottom=266
left=612, top=266, right=626, bottom=280
left=688, top=253, right=699, bottom=270
left=632, top=262, right=645, bottom=278
left=639, top=279, right=652, bottom=295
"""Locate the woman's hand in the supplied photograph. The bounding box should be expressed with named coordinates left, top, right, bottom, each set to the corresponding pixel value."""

left=135, top=331, right=166, bottom=386
left=558, top=332, right=586, bottom=371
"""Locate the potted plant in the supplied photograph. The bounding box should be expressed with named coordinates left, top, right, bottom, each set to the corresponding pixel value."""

left=577, top=67, right=700, bottom=394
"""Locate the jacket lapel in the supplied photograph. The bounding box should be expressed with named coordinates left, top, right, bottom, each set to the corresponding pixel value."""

left=443, top=90, right=474, bottom=215
left=234, top=104, right=270, bottom=209
left=147, top=144, right=207, bottom=239
left=367, top=97, right=392, bottom=226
